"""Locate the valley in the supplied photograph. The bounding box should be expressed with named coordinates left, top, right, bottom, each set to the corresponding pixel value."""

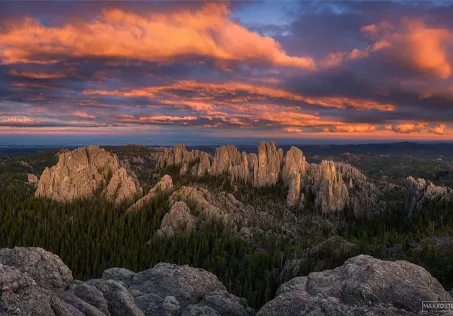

left=0, top=142, right=453, bottom=315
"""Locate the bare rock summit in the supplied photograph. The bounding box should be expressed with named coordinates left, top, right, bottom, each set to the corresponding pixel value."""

left=35, top=145, right=142, bottom=204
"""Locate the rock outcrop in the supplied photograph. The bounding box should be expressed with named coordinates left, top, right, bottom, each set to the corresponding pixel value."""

left=27, top=173, right=38, bottom=186
left=157, top=201, right=197, bottom=237
left=156, top=144, right=201, bottom=170
left=282, top=147, right=306, bottom=207
left=127, top=175, right=173, bottom=213
left=0, top=247, right=252, bottom=316
left=306, top=160, right=349, bottom=213
left=35, top=146, right=142, bottom=204
left=406, top=176, right=452, bottom=215
left=155, top=142, right=388, bottom=213
left=155, top=186, right=250, bottom=236
left=197, top=152, right=211, bottom=177
left=259, top=254, right=452, bottom=316
left=255, top=142, right=282, bottom=188
left=2, top=247, right=451, bottom=316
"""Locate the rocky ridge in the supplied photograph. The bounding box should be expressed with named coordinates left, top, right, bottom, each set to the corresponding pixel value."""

left=35, top=146, right=142, bottom=204
left=157, top=142, right=384, bottom=214
left=1, top=247, right=451, bottom=316
left=127, top=175, right=173, bottom=213
left=0, top=247, right=253, bottom=316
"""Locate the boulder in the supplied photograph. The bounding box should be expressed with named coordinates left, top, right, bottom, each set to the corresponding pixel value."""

left=129, top=263, right=226, bottom=306
left=258, top=254, right=452, bottom=316
left=86, top=279, right=145, bottom=316
left=0, top=247, right=251, bottom=316
left=0, top=247, right=72, bottom=289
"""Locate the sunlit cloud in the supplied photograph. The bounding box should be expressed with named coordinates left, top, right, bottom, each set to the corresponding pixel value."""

left=428, top=124, right=447, bottom=135
left=0, top=4, right=314, bottom=69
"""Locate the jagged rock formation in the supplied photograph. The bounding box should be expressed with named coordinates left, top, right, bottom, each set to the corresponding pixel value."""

left=156, top=144, right=201, bottom=170
left=0, top=247, right=253, bottom=316
left=155, top=186, right=255, bottom=237
left=406, top=176, right=453, bottom=215
left=157, top=201, right=197, bottom=237
left=127, top=175, right=173, bottom=213
left=197, top=152, right=211, bottom=177
left=255, top=142, right=282, bottom=187
left=155, top=142, right=389, bottom=213
left=282, top=147, right=307, bottom=207
left=305, top=160, right=349, bottom=213
left=259, top=254, right=452, bottom=316
left=35, top=146, right=142, bottom=204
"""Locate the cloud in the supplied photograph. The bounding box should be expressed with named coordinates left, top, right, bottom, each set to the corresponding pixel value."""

left=84, top=80, right=395, bottom=112
left=428, top=124, right=447, bottom=135
left=8, top=70, right=68, bottom=79
left=361, top=18, right=453, bottom=79
left=0, top=4, right=315, bottom=70
left=73, top=111, right=96, bottom=119
left=0, top=116, right=35, bottom=125
left=392, top=122, right=427, bottom=134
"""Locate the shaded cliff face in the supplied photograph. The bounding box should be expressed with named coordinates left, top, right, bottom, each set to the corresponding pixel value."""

left=1, top=247, right=450, bottom=316
left=35, top=146, right=142, bottom=204
left=0, top=247, right=253, bottom=316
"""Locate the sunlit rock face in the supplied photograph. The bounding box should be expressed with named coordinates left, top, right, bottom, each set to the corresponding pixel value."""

left=127, top=174, right=173, bottom=213
left=282, top=147, right=307, bottom=207
left=35, top=145, right=142, bottom=204
left=306, top=160, right=349, bottom=213
left=406, top=176, right=453, bottom=215
left=156, top=144, right=201, bottom=170
left=154, top=141, right=391, bottom=213
left=255, top=142, right=282, bottom=188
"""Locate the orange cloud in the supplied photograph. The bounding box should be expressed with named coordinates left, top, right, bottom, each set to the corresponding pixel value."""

left=73, top=111, right=96, bottom=119
left=428, top=124, right=447, bottom=135
left=283, top=127, right=303, bottom=133
left=9, top=70, right=67, bottom=79
left=392, top=122, right=427, bottom=134
left=84, top=80, right=395, bottom=112
left=0, top=116, right=34, bottom=124
left=118, top=115, right=197, bottom=123
left=0, top=4, right=314, bottom=69
left=361, top=18, right=453, bottom=79
left=332, top=124, right=379, bottom=133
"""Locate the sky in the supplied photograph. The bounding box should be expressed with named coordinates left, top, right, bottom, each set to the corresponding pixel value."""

left=1, top=0, right=453, bottom=144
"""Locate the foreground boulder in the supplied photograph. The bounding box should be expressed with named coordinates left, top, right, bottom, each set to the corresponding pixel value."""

left=258, top=254, right=452, bottom=316
left=0, top=247, right=252, bottom=316
left=35, top=146, right=142, bottom=204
